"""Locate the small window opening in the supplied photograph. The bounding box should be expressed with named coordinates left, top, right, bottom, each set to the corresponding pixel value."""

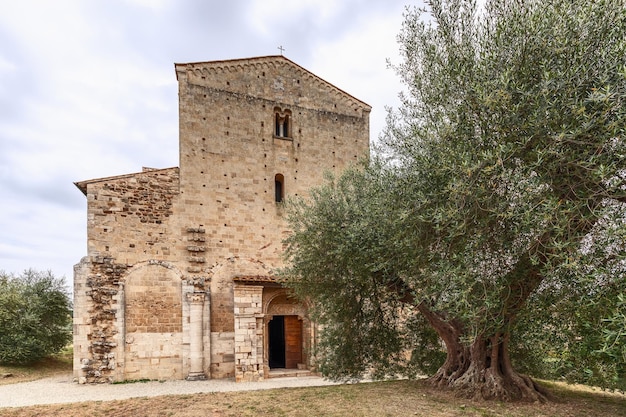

left=275, top=174, right=285, bottom=203
left=274, top=108, right=292, bottom=138
left=275, top=114, right=289, bottom=137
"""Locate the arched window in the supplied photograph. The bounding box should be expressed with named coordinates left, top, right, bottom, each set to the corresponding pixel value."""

left=275, top=174, right=285, bottom=203
left=274, top=108, right=291, bottom=138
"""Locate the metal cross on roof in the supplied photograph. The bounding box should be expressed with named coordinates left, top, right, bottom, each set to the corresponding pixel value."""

left=278, top=45, right=285, bottom=55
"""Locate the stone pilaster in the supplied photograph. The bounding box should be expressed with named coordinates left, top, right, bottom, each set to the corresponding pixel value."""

left=234, top=285, right=264, bottom=382
left=187, top=292, right=207, bottom=380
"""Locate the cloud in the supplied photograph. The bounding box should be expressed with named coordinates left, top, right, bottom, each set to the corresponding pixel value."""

left=307, top=1, right=407, bottom=142
left=246, top=0, right=340, bottom=38
left=0, top=0, right=412, bottom=286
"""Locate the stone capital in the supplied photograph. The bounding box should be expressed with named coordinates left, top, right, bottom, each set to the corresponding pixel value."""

left=186, top=292, right=206, bottom=303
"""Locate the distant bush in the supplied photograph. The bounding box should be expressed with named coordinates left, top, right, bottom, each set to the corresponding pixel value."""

left=0, top=269, right=72, bottom=365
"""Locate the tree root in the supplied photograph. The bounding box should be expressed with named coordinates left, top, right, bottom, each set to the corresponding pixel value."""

left=428, top=365, right=548, bottom=402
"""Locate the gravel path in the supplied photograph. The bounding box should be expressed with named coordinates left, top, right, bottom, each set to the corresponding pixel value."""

left=0, top=374, right=339, bottom=408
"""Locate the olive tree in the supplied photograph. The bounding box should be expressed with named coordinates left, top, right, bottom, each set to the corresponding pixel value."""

left=0, top=269, right=72, bottom=365
left=283, top=0, right=626, bottom=401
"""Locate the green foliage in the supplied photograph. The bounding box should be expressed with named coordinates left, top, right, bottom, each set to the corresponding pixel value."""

left=387, top=0, right=626, bottom=333
left=283, top=0, right=626, bottom=391
left=0, top=269, right=72, bottom=365
left=284, top=165, right=431, bottom=380
left=511, top=287, right=626, bottom=391
left=510, top=203, right=626, bottom=390
left=603, top=294, right=626, bottom=366
left=391, top=0, right=626, bottom=389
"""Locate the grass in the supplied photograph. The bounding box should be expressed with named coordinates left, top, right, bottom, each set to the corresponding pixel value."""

left=111, top=378, right=154, bottom=384
left=1, top=351, right=624, bottom=416
left=0, top=377, right=624, bottom=417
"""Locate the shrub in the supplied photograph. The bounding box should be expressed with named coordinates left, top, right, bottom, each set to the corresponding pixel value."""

left=0, top=269, right=72, bottom=365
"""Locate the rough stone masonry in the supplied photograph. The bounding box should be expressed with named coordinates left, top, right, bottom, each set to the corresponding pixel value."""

left=74, top=55, right=370, bottom=383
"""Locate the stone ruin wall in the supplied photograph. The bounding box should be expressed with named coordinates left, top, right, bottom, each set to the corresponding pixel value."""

left=74, top=168, right=182, bottom=383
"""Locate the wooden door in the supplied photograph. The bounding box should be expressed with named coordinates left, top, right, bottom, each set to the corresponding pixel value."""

left=284, top=315, right=302, bottom=369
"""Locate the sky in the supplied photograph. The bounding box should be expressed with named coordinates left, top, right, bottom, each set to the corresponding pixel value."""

left=0, top=0, right=415, bottom=287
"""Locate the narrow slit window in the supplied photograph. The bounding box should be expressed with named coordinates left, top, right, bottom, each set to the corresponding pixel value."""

left=275, top=174, right=285, bottom=202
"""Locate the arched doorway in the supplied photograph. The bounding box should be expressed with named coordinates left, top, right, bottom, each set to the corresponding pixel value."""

left=268, top=315, right=302, bottom=369
left=232, top=278, right=312, bottom=381
left=265, top=290, right=309, bottom=375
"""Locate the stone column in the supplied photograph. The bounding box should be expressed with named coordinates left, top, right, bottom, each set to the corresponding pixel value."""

left=186, top=292, right=206, bottom=380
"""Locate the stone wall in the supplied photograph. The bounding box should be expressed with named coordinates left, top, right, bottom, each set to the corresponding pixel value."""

left=175, top=57, right=370, bottom=273
left=123, top=263, right=183, bottom=380
left=233, top=285, right=264, bottom=382
left=74, top=168, right=183, bottom=383
left=82, top=167, right=180, bottom=262
left=74, top=56, right=370, bottom=383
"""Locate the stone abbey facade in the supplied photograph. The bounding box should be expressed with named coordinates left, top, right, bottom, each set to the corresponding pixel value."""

left=73, top=55, right=370, bottom=383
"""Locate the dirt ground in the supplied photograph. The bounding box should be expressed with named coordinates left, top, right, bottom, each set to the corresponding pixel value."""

left=2, top=379, right=625, bottom=417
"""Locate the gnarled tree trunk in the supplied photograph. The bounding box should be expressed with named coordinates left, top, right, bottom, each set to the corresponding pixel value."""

left=419, top=302, right=548, bottom=402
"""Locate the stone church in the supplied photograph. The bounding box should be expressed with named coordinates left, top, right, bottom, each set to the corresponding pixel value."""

left=73, top=55, right=370, bottom=383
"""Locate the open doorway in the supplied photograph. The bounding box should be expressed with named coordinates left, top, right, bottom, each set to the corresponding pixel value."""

left=268, top=316, right=285, bottom=368
left=268, top=315, right=302, bottom=369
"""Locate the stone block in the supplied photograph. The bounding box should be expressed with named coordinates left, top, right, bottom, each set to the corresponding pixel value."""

left=73, top=56, right=368, bottom=384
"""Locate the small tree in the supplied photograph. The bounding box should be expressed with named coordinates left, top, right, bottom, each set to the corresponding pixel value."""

left=0, top=269, right=72, bottom=365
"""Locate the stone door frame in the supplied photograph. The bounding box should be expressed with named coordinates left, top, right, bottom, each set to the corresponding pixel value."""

left=233, top=283, right=312, bottom=382
left=263, top=288, right=310, bottom=378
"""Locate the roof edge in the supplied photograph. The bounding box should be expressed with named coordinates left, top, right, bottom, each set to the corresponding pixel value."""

left=74, top=166, right=179, bottom=196
left=174, top=55, right=371, bottom=110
